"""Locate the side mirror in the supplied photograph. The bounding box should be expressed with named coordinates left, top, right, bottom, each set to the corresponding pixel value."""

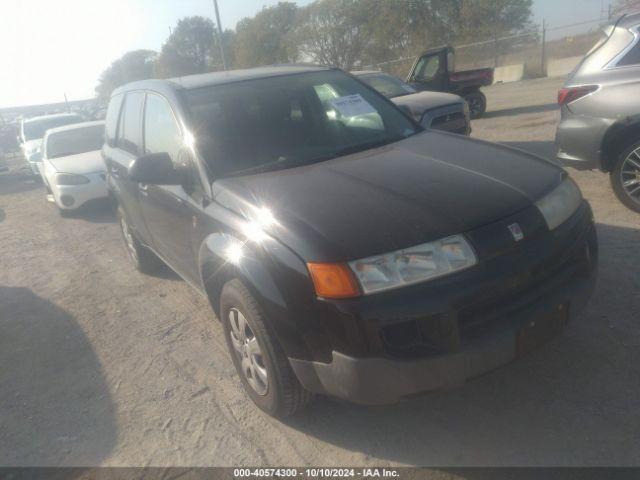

left=128, top=152, right=181, bottom=185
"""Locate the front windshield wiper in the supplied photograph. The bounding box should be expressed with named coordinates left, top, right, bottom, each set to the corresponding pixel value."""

left=228, top=156, right=313, bottom=177
left=332, top=135, right=409, bottom=158
left=227, top=134, right=412, bottom=177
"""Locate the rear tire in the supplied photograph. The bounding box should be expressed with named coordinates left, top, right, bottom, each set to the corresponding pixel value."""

left=117, top=205, right=164, bottom=274
left=220, top=279, right=312, bottom=417
left=610, top=140, right=640, bottom=214
left=464, top=91, right=486, bottom=119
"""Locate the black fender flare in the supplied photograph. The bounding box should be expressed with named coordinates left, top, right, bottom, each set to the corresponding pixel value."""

left=197, top=232, right=287, bottom=318
left=198, top=232, right=317, bottom=359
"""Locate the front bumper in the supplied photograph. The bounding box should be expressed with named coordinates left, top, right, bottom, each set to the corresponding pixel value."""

left=290, top=263, right=595, bottom=404
left=289, top=205, right=598, bottom=404
left=52, top=172, right=108, bottom=210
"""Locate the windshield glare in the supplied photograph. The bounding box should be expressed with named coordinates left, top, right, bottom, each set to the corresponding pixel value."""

left=185, top=70, right=419, bottom=177
left=45, top=125, right=105, bottom=159
left=359, top=73, right=417, bottom=98
left=23, top=115, right=84, bottom=141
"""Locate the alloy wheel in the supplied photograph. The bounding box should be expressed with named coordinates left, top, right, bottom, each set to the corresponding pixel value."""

left=620, top=146, right=640, bottom=207
left=228, top=307, right=268, bottom=396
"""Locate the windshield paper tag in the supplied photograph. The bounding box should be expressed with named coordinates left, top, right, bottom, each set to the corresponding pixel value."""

left=329, top=94, right=377, bottom=118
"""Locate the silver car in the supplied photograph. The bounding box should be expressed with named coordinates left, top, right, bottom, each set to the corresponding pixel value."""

left=556, top=12, right=640, bottom=212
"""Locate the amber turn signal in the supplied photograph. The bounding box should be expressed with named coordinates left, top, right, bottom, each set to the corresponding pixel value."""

left=307, top=262, right=360, bottom=299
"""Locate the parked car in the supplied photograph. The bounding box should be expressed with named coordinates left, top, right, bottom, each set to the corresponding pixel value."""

left=19, top=113, right=84, bottom=178
left=556, top=12, right=640, bottom=213
left=405, top=46, right=494, bottom=118
left=104, top=66, right=597, bottom=417
left=41, top=121, right=107, bottom=215
left=351, top=70, right=470, bottom=135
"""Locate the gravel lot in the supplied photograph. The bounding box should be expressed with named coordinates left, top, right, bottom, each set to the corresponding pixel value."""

left=1, top=77, right=639, bottom=468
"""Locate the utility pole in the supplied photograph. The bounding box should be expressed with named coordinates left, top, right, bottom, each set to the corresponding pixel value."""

left=541, top=19, right=547, bottom=77
left=212, top=0, right=227, bottom=70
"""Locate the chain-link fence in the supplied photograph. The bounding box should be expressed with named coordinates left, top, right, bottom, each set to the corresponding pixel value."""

left=366, top=16, right=609, bottom=81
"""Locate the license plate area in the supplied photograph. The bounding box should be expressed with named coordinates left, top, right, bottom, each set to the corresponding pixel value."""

left=516, top=302, right=569, bottom=356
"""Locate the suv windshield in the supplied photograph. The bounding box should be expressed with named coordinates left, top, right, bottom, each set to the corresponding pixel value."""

left=23, top=115, right=84, bottom=141
left=45, top=124, right=104, bottom=159
left=358, top=73, right=417, bottom=98
left=184, top=70, right=419, bottom=177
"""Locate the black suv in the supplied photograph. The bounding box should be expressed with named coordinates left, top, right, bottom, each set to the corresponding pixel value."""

left=103, top=66, right=597, bottom=417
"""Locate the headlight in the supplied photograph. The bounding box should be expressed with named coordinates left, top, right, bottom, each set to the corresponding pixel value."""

left=55, top=173, right=90, bottom=185
left=535, top=177, right=582, bottom=230
left=349, top=235, right=477, bottom=294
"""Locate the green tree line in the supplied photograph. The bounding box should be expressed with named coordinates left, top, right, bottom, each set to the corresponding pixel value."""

left=96, top=0, right=539, bottom=100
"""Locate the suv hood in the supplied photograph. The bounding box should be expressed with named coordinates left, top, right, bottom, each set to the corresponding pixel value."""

left=392, top=91, right=464, bottom=117
left=213, top=131, right=562, bottom=262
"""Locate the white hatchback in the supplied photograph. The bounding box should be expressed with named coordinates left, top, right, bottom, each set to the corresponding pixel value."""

left=41, top=121, right=107, bottom=215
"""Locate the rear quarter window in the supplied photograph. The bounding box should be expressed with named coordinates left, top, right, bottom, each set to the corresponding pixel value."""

left=105, top=93, right=124, bottom=147
left=618, top=40, right=640, bottom=66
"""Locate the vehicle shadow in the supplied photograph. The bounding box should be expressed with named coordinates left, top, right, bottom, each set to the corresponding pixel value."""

left=284, top=223, right=640, bottom=466
left=0, top=170, right=43, bottom=196
left=0, top=287, right=117, bottom=467
left=483, top=103, right=557, bottom=119
left=69, top=202, right=116, bottom=224
left=0, top=207, right=4, bottom=223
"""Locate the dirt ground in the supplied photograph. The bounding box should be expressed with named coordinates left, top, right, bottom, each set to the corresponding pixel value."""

left=1, top=77, right=639, bottom=468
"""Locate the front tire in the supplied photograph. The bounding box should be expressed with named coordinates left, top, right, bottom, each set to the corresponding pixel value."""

left=464, top=91, right=486, bottom=119
left=220, top=279, right=312, bottom=417
left=610, top=140, right=640, bottom=214
left=117, top=205, right=163, bottom=274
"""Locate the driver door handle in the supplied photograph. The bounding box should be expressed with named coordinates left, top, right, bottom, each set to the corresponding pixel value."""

left=139, top=183, right=148, bottom=196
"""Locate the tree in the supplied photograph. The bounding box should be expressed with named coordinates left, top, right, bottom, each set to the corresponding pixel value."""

left=359, top=0, right=462, bottom=67
left=234, top=2, right=299, bottom=68
left=295, top=0, right=370, bottom=70
left=155, top=16, right=232, bottom=78
left=95, top=50, right=157, bottom=101
left=456, top=0, right=533, bottom=42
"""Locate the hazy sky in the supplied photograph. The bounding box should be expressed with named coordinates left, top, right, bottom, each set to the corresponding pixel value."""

left=0, top=0, right=609, bottom=108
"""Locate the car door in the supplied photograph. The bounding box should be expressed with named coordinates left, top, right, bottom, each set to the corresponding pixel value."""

left=105, top=91, right=154, bottom=245
left=138, top=92, right=196, bottom=279
left=408, top=51, right=446, bottom=92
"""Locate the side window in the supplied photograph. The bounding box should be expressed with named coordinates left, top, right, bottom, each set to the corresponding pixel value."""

left=104, top=93, right=124, bottom=147
left=117, top=92, right=144, bottom=155
left=618, top=41, right=640, bottom=67
left=417, top=55, right=440, bottom=80
left=143, top=93, right=182, bottom=163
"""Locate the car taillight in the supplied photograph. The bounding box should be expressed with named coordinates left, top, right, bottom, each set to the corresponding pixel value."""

left=558, top=85, right=598, bottom=106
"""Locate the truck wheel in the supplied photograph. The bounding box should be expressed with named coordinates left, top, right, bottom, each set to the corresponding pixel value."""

left=610, top=140, right=640, bottom=213
left=464, top=91, right=486, bottom=119
left=117, top=205, right=164, bottom=274
left=220, top=279, right=312, bottom=417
